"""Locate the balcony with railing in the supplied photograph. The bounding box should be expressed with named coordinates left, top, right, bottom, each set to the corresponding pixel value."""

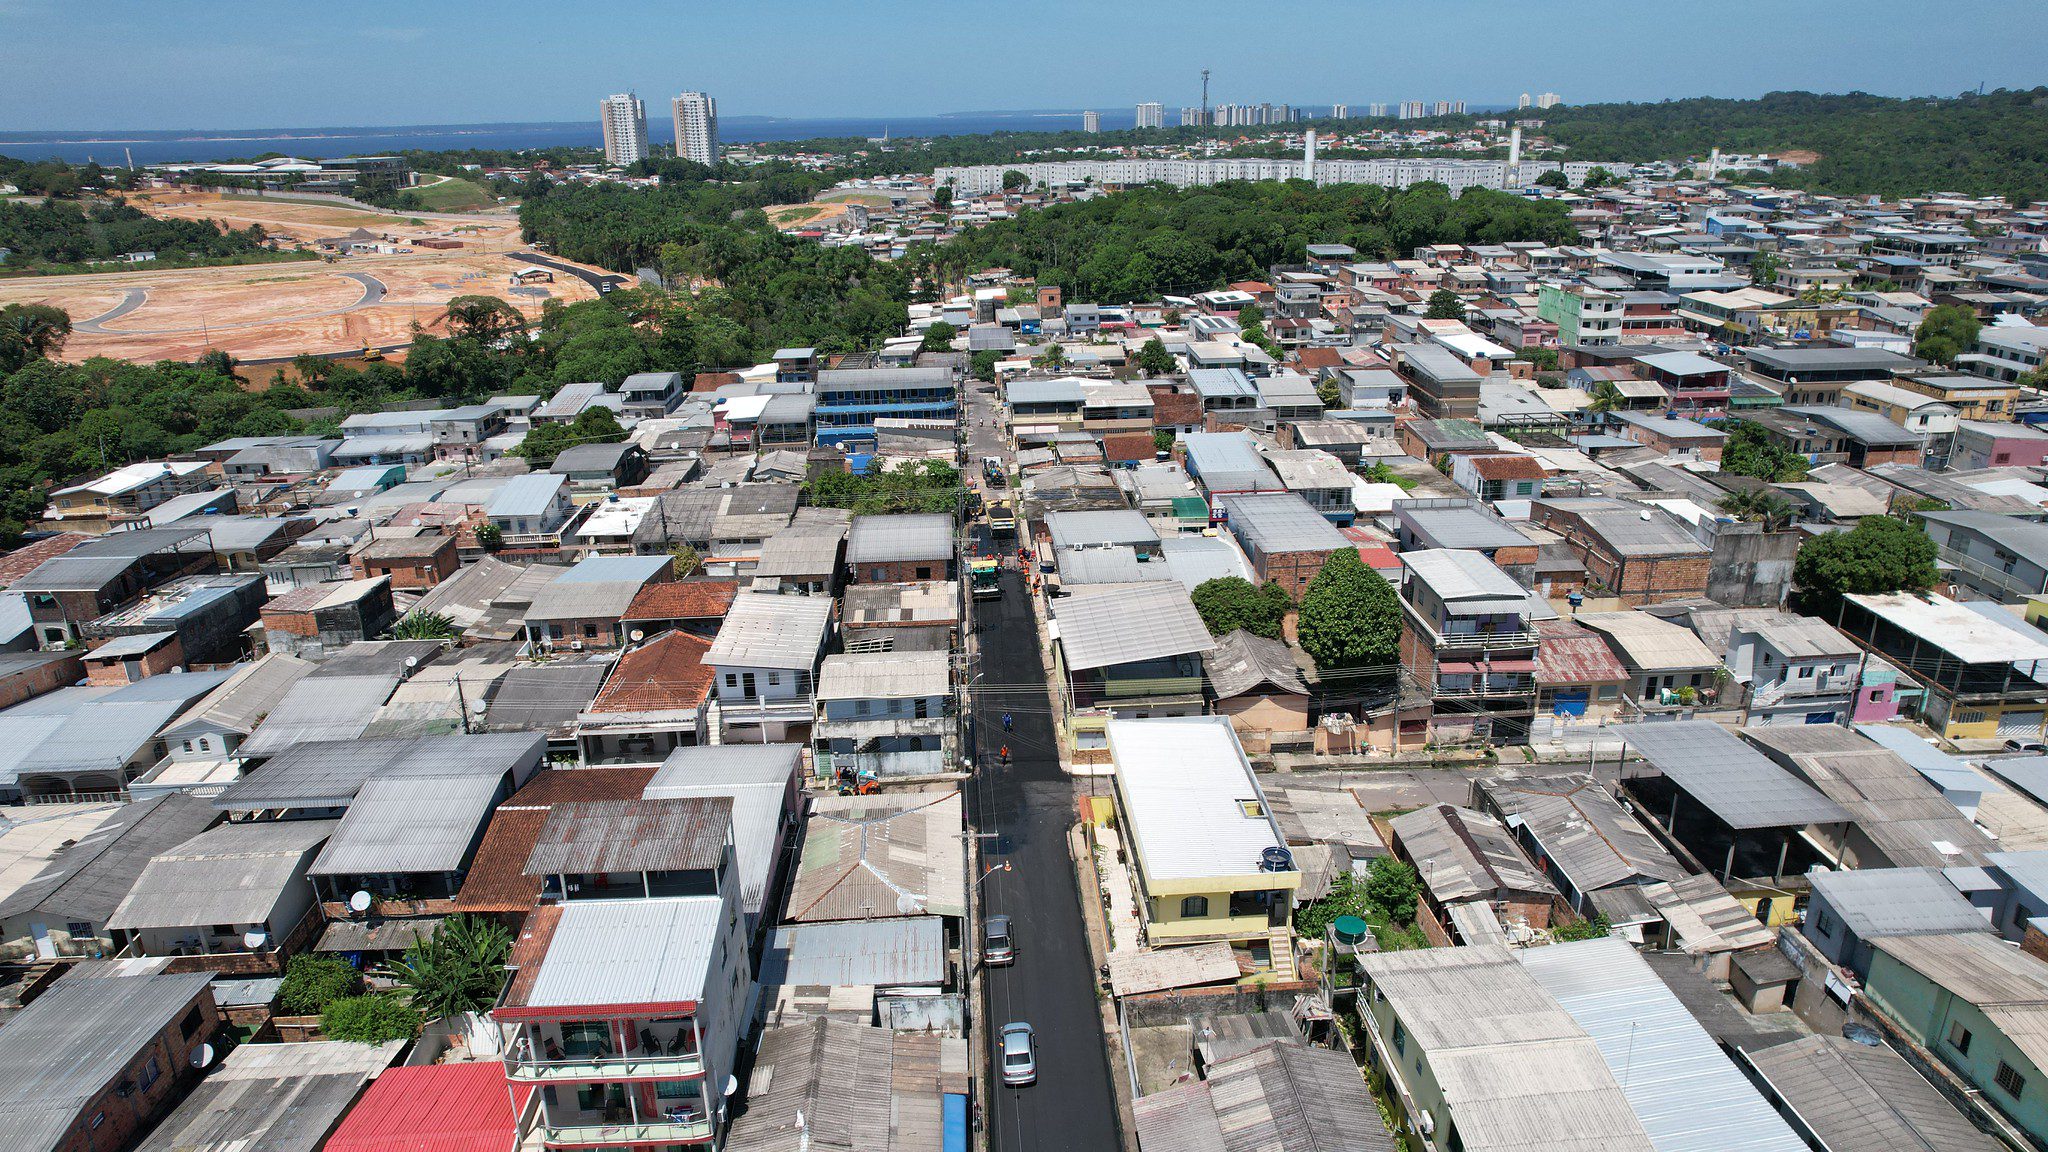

left=504, top=1019, right=704, bottom=1083
left=536, top=1087, right=714, bottom=1147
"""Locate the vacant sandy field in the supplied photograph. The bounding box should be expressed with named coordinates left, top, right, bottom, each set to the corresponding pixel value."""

left=0, top=193, right=601, bottom=363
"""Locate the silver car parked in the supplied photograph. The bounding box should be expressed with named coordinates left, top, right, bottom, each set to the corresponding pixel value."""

left=1000, top=1022, right=1036, bottom=1087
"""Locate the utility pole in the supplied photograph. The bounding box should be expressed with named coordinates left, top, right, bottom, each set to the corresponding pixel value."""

left=1201, top=69, right=1211, bottom=126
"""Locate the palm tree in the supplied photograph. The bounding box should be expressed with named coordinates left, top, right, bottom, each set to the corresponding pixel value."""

left=1587, top=381, right=1625, bottom=414
left=1718, top=489, right=1796, bottom=531
left=391, top=611, right=461, bottom=641
left=382, top=914, right=513, bottom=1019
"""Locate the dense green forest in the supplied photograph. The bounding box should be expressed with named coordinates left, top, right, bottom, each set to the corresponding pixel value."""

left=516, top=170, right=910, bottom=359
left=1521, top=88, right=2048, bottom=202
left=923, top=181, right=1577, bottom=302
left=0, top=197, right=307, bottom=272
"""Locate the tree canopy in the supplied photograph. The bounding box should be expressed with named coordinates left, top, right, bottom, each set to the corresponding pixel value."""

left=1792, top=515, right=1938, bottom=615
left=1424, top=288, right=1466, bottom=321
left=1190, top=577, right=1291, bottom=640
left=1720, top=420, right=1809, bottom=483
left=1912, top=304, right=1983, bottom=367
left=1297, top=549, right=1402, bottom=670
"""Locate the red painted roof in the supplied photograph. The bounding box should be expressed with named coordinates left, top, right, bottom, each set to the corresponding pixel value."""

left=1468, top=454, right=1548, bottom=482
left=623, top=579, right=739, bottom=622
left=325, top=1063, right=528, bottom=1152
left=586, top=630, right=715, bottom=715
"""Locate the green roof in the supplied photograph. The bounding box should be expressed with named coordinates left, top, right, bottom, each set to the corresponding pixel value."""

left=1171, top=496, right=1210, bottom=520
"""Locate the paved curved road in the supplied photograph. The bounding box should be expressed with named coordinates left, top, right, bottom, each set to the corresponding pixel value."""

left=507, top=251, right=632, bottom=294
left=73, top=272, right=385, bottom=336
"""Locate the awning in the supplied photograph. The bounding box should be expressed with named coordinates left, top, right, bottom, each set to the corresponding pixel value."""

left=1485, top=659, right=1539, bottom=673
left=1438, top=661, right=1482, bottom=675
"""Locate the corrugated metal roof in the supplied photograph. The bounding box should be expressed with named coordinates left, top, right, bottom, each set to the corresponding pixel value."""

left=309, top=772, right=503, bottom=877
left=1218, top=492, right=1349, bottom=554
left=1641, top=874, right=1776, bottom=954
left=758, top=917, right=946, bottom=987
left=482, top=661, right=610, bottom=733
left=1390, top=804, right=1558, bottom=905
left=237, top=673, right=401, bottom=758
left=0, top=793, right=219, bottom=924
left=1575, top=612, right=1719, bottom=673
left=1105, top=941, right=1241, bottom=998
left=816, top=651, right=949, bottom=701
left=136, top=1038, right=403, bottom=1152
left=1482, top=776, right=1685, bottom=894
left=322, top=1061, right=523, bottom=1152
left=1053, top=582, right=1214, bottom=671
left=1045, top=509, right=1157, bottom=551
left=520, top=896, right=723, bottom=1009
left=847, top=514, right=953, bottom=564
left=523, top=796, right=731, bottom=876
left=1056, top=546, right=1151, bottom=585
left=705, top=593, right=833, bottom=670
left=218, top=732, right=541, bottom=811
left=728, top=1018, right=965, bottom=1152
left=1109, top=718, right=1286, bottom=883
left=1355, top=946, right=1655, bottom=1152
left=109, top=818, right=336, bottom=930
left=1739, top=1035, right=2004, bottom=1152
left=1401, top=548, right=1525, bottom=608
left=1618, top=720, right=1852, bottom=829
left=1520, top=938, right=1806, bottom=1152
left=0, top=669, right=234, bottom=784
left=483, top=472, right=566, bottom=518
left=1808, top=867, right=1991, bottom=939
left=0, top=961, right=216, bottom=1152
left=787, top=790, right=965, bottom=922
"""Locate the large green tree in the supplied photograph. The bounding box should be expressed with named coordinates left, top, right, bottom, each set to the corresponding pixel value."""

left=920, top=320, right=957, bottom=353
left=1720, top=420, right=1808, bottom=482
left=1190, top=577, right=1291, bottom=640
left=1792, top=515, right=1938, bottom=615
left=1297, top=549, right=1401, bottom=670
left=1912, top=304, right=1983, bottom=367
left=383, top=914, right=513, bottom=1019
left=1424, top=289, right=1466, bottom=321
left=1136, top=337, right=1177, bottom=377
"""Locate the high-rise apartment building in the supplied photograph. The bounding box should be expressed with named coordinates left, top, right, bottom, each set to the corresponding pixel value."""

left=1398, top=101, right=1427, bottom=120
left=1135, top=102, right=1164, bottom=129
left=671, top=91, right=719, bottom=166
left=1432, top=101, right=1453, bottom=117
left=1330, top=103, right=1349, bottom=119
left=599, top=93, right=649, bottom=167
left=1369, top=103, right=1388, bottom=118
left=1180, top=106, right=1205, bottom=127
left=1082, top=110, right=1101, bottom=133
left=1536, top=92, right=1562, bottom=109
left=1518, top=92, right=1533, bottom=110
left=1452, top=100, right=1467, bottom=115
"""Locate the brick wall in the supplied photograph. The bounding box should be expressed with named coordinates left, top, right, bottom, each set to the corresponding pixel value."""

left=84, top=635, right=185, bottom=686
left=49, top=990, right=217, bottom=1152
left=0, top=651, right=84, bottom=707
left=852, top=558, right=955, bottom=585
left=1254, top=547, right=1335, bottom=599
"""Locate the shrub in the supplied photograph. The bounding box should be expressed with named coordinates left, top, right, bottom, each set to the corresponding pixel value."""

left=322, top=995, right=423, bottom=1044
left=279, top=954, right=360, bottom=1015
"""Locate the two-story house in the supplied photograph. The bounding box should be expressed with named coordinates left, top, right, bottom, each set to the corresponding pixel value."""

left=1051, top=583, right=1215, bottom=758
left=1724, top=612, right=1864, bottom=726
left=1448, top=453, right=1547, bottom=505
left=486, top=474, right=580, bottom=550
left=619, top=371, right=685, bottom=418
left=813, top=651, right=954, bottom=779
left=704, top=593, right=833, bottom=744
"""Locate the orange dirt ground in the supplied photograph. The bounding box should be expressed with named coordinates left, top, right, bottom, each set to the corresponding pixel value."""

left=0, top=191, right=603, bottom=363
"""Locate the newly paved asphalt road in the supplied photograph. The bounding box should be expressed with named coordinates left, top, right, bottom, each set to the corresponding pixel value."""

left=969, top=568, right=1123, bottom=1152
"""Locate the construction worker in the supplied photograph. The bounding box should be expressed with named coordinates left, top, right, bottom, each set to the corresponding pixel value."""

left=999, top=744, right=1011, bottom=764
left=1002, top=712, right=1014, bottom=731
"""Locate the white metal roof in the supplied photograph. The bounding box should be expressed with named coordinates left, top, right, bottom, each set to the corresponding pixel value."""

left=1519, top=938, right=1807, bottom=1152
left=1108, top=717, right=1286, bottom=882
left=1052, top=582, right=1214, bottom=671
left=705, top=593, right=833, bottom=670
left=1847, top=592, right=2048, bottom=665
left=522, top=896, right=723, bottom=1009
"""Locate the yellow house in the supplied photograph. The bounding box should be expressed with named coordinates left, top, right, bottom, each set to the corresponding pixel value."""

left=1891, top=373, right=2020, bottom=422
left=1107, top=717, right=1301, bottom=957
left=1836, top=591, right=2048, bottom=743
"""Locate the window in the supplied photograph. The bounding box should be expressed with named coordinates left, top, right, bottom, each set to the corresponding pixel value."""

left=1996, top=1061, right=2026, bottom=1099
left=1598, top=685, right=1619, bottom=701
left=1392, top=1018, right=1406, bottom=1056
left=212, top=924, right=237, bottom=937
left=1813, top=909, right=1838, bottom=937
left=137, top=1056, right=161, bottom=1091
left=68, top=921, right=94, bottom=937
left=1949, top=1021, right=1973, bottom=1056
left=1180, top=896, right=1209, bottom=918
left=1762, top=652, right=1773, bottom=667
left=854, top=700, right=870, bottom=716
left=181, top=739, right=195, bottom=753
left=179, top=1005, right=205, bottom=1040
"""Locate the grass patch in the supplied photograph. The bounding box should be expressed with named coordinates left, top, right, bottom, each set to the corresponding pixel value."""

left=408, top=177, right=498, bottom=213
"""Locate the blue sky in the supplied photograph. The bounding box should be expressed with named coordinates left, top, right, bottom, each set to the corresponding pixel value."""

left=3, top=0, right=2044, bottom=129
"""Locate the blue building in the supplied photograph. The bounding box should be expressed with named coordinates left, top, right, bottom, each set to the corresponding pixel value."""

left=813, top=366, right=958, bottom=449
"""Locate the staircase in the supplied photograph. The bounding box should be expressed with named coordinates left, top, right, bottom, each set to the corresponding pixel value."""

left=1267, top=928, right=1299, bottom=982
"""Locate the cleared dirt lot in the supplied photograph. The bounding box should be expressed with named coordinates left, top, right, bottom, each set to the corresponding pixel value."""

left=0, top=192, right=601, bottom=363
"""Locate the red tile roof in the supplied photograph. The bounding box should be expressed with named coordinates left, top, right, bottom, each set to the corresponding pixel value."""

left=0, top=533, right=89, bottom=587
left=1146, top=388, right=1202, bottom=428
left=1293, top=348, right=1344, bottom=373
left=455, top=766, right=658, bottom=912
left=1102, top=432, right=1157, bottom=464
left=622, top=579, right=739, bottom=623
left=325, top=1063, right=528, bottom=1152
left=1468, top=454, right=1549, bottom=482
left=586, top=630, right=715, bottom=714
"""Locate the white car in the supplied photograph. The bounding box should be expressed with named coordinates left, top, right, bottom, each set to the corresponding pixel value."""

left=999, top=1022, right=1036, bottom=1087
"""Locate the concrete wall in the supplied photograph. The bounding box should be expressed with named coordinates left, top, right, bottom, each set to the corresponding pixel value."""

left=1706, top=521, right=1798, bottom=608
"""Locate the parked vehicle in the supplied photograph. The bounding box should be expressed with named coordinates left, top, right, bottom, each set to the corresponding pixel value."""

left=2007, top=737, right=2048, bottom=753
left=985, top=914, right=1015, bottom=967
left=1000, top=1022, right=1036, bottom=1086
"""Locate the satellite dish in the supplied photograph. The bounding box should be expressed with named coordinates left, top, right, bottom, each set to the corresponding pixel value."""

left=895, top=893, right=922, bottom=915
left=724, top=1074, right=739, bottom=1097
left=404, top=656, right=419, bottom=669
left=190, top=1043, right=215, bottom=1069
left=242, top=929, right=268, bottom=950
left=349, top=890, right=372, bottom=913
left=472, top=699, right=489, bottom=716
left=629, top=629, right=645, bottom=643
